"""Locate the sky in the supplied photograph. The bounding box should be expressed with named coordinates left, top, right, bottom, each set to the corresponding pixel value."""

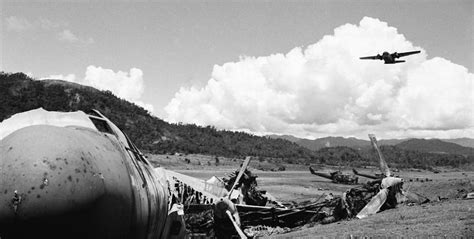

left=1, top=0, right=473, bottom=139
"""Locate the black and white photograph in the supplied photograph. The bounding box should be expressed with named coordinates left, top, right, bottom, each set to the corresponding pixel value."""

left=0, top=0, right=473, bottom=238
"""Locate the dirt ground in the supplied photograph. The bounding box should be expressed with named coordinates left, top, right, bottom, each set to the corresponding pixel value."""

left=148, top=154, right=474, bottom=238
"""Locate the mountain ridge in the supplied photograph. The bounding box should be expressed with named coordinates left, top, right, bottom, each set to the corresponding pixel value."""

left=397, top=138, right=474, bottom=156
left=268, top=135, right=474, bottom=154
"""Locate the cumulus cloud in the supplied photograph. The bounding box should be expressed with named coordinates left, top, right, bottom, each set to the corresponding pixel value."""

left=6, top=16, right=32, bottom=32
left=57, top=29, right=94, bottom=44
left=41, top=66, right=154, bottom=113
left=5, top=16, right=93, bottom=44
left=43, top=74, right=77, bottom=82
left=25, top=72, right=35, bottom=78
left=57, top=29, right=79, bottom=42
left=165, top=17, right=474, bottom=139
left=6, top=16, right=66, bottom=32
left=38, top=18, right=68, bottom=30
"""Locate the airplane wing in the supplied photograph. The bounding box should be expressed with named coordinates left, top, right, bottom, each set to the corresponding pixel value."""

left=162, top=169, right=227, bottom=202
left=394, top=50, right=420, bottom=58
left=359, top=55, right=382, bottom=60
left=356, top=188, right=388, bottom=219
left=162, top=157, right=252, bottom=204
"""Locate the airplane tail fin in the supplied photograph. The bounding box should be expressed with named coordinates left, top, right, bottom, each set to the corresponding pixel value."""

left=368, top=134, right=391, bottom=177
left=228, top=156, right=252, bottom=198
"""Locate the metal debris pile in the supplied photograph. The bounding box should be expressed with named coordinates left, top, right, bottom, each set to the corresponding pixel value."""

left=183, top=205, right=214, bottom=236
left=170, top=133, right=434, bottom=238
left=176, top=166, right=419, bottom=238
left=244, top=225, right=291, bottom=237
left=222, top=168, right=268, bottom=206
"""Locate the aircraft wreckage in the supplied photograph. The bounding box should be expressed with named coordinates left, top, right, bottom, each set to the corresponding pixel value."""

left=0, top=109, right=429, bottom=238
left=179, top=136, right=430, bottom=237
left=0, top=109, right=186, bottom=239
left=309, top=166, right=358, bottom=184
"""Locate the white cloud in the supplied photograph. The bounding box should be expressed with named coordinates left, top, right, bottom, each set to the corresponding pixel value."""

left=6, top=16, right=32, bottom=32
left=5, top=16, right=93, bottom=44
left=57, top=29, right=79, bottom=42
left=165, top=17, right=474, bottom=139
left=57, top=29, right=94, bottom=44
left=25, top=72, right=34, bottom=78
left=42, top=74, right=77, bottom=83
left=41, top=66, right=154, bottom=113
left=6, top=16, right=66, bottom=32
left=38, top=18, right=68, bottom=30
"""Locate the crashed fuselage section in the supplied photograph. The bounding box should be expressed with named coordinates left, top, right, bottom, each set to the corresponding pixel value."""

left=0, top=109, right=179, bottom=239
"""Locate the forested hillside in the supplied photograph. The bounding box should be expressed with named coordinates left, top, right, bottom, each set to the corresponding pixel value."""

left=270, top=135, right=472, bottom=154
left=296, top=137, right=370, bottom=150
left=397, top=139, right=474, bottom=156
left=0, top=72, right=314, bottom=160
left=358, top=145, right=472, bottom=170
left=310, top=146, right=472, bottom=170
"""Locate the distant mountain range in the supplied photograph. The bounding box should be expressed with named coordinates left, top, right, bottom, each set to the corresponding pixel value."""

left=297, top=136, right=370, bottom=151
left=440, top=138, right=474, bottom=148
left=268, top=135, right=474, bottom=156
left=397, top=139, right=474, bottom=156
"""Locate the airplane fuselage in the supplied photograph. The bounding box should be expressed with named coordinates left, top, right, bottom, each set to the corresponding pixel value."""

left=0, top=111, right=174, bottom=239
left=381, top=52, right=405, bottom=64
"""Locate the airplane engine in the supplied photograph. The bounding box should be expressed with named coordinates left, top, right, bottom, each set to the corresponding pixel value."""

left=0, top=123, right=168, bottom=238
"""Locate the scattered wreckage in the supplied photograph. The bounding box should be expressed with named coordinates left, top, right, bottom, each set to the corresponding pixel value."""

left=0, top=109, right=431, bottom=238
left=171, top=134, right=430, bottom=238
left=171, top=168, right=421, bottom=238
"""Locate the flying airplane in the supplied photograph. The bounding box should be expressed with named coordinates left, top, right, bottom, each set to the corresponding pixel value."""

left=0, top=108, right=186, bottom=239
left=360, top=50, right=421, bottom=64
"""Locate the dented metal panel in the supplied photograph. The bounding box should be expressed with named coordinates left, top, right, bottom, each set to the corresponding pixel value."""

left=0, top=109, right=171, bottom=239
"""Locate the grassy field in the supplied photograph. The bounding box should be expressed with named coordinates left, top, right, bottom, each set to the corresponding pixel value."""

left=148, top=154, right=474, bottom=238
left=277, top=199, right=474, bottom=238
